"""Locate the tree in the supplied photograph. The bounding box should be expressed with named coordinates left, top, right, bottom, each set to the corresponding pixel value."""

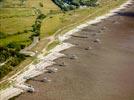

left=53, top=0, right=98, bottom=11
left=0, top=32, right=6, bottom=39
left=39, top=2, right=44, bottom=7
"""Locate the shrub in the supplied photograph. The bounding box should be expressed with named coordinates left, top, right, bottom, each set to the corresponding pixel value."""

left=0, top=46, right=26, bottom=79
left=53, top=0, right=98, bottom=11
left=6, top=42, right=21, bottom=51
left=17, top=31, right=21, bottom=34
left=24, top=30, right=28, bottom=33
left=39, top=2, right=44, bottom=7
left=0, top=64, right=13, bottom=79
left=0, top=32, right=6, bottom=39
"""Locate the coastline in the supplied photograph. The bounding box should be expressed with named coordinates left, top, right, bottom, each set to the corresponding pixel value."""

left=0, top=0, right=133, bottom=100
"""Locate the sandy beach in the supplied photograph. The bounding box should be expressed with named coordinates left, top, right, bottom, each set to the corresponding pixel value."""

left=15, top=1, right=134, bottom=100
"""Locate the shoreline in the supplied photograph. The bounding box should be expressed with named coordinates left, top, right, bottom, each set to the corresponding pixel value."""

left=17, top=3, right=134, bottom=99
left=0, top=0, right=133, bottom=100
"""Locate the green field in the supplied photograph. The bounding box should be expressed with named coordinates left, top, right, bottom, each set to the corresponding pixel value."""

left=0, top=0, right=60, bottom=46
left=40, top=0, right=127, bottom=37
left=0, top=0, right=60, bottom=80
left=1, top=0, right=127, bottom=46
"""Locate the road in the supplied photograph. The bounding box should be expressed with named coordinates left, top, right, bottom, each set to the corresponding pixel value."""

left=16, top=2, right=134, bottom=100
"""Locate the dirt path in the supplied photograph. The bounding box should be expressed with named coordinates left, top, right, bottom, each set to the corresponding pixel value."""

left=16, top=2, right=134, bottom=100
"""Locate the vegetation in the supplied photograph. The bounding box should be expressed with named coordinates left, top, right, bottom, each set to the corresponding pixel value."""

left=31, top=14, right=46, bottom=39
left=52, top=0, right=98, bottom=11
left=0, top=46, right=26, bottom=79
left=0, top=0, right=51, bottom=79
left=41, top=0, right=127, bottom=38
left=46, top=40, right=60, bottom=51
left=0, top=32, right=7, bottom=39
left=0, top=81, right=11, bottom=91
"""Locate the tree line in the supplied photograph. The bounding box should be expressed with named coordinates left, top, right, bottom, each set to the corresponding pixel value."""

left=0, top=46, right=26, bottom=79
left=53, top=0, right=98, bottom=11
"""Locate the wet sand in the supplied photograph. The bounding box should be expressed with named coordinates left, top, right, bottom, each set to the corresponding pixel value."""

left=16, top=3, right=134, bottom=100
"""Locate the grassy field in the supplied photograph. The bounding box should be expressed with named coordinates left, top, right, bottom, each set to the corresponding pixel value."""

left=0, top=0, right=60, bottom=46
left=1, top=0, right=125, bottom=46
left=0, top=16, right=35, bottom=34
left=0, top=8, right=34, bottom=19
left=40, top=0, right=127, bottom=38
left=0, top=11, right=34, bottom=46
left=0, top=0, right=60, bottom=83
left=0, top=32, right=32, bottom=46
left=26, top=0, right=60, bottom=13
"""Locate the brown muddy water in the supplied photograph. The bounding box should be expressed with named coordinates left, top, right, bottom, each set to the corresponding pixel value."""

left=16, top=3, right=134, bottom=100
